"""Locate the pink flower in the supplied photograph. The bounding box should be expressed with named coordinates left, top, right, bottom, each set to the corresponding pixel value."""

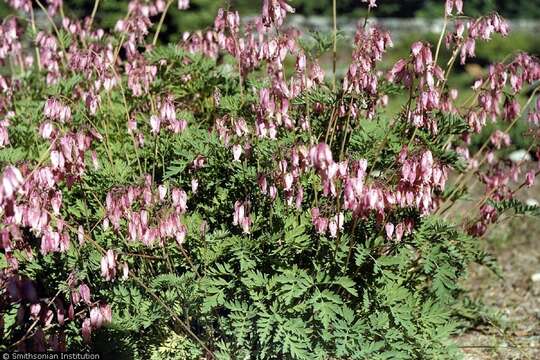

left=172, top=188, right=188, bottom=212
left=329, top=220, right=338, bottom=238
left=295, top=186, right=304, bottom=209
left=361, top=0, right=377, bottom=9
left=127, top=118, right=137, bottom=134
left=51, top=192, right=62, bottom=215
left=91, top=151, right=100, bottom=170
left=191, top=178, right=199, bottom=193
left=445, top=0, right=463, bottom=16
left=395, top=223, right=405, bottom=242
left=150, top=115, right=161, bottom=134
left=525, top=171, right=535, bottom=187
left=78, top=225, right=85, bottom=245
left=314, top=216, right=328, bottom=235
left=0, top=120, right=9, bottom=147
left=232, top=144, right=242, bottom=162
left=122, top=263, right=129, bottom=280
left=100, top=249, right=117, bottom=281
left=30, top=303, right=42, bottom=320
left=262, top=0, right=295, bottom=27
left=385, top=223, right=395, bottom=239
left=283, top=173, right=294, bottom=191
left=490, top=130, right=511, bottom=149
left=158, top=185, right=168, bottom=201
left=269, top=185, right=277, bottom=200
left=310, top=143, right=333, bottom=170
left=100, top=304, right=112, bottom=324
left=90, top=307, right=103, bottom=328
left=82, top=318, right=92, bottom=343
left=79, top=284, right=91, bottom=304
left=2, top=166, right=24, bottom=198
left=258, top=175, right=268, bottom=194
left=175, top=224, right=187, bottom=245
left=44, top=98, right=71, bottom=123
left=503, top=98, right=520, bottom=121
left=233, top=200, right=251, bottom=234
left=55, top=299, right=65, bottom=326
left=178, top=0, right=189, bottom=10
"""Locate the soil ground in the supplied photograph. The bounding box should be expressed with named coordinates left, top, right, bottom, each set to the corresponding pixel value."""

left=453, top=184, right=540, bottom=359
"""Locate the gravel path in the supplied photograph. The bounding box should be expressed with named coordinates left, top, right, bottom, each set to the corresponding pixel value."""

left=455, top=211, right=540, bottom=359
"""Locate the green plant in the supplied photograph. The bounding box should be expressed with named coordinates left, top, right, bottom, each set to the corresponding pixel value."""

left=0, top=1, right=539, bottom=359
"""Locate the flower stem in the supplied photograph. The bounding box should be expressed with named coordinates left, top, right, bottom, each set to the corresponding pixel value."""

left=332, top=0, right=337, bottom=91
left=88, top=0, right=101, bottom=30
left=434, top=14, right=448, bottom=66
left=152, top=0, right=174, bottom=46
left=29, top=6, right=42, bottom=71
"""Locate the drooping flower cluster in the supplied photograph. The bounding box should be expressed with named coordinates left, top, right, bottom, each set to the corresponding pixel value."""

left=311, top=208, right=344, bottom=238
left=1, top=165, right=70, bottom=256
left=1, top=164, right=109, bottom=350
left=443, top=12, right=510, bottom=65
left=261, top=0, right=295, bottom=27
left=6, top=0, right=31, bottom=13
left=445, top=0, right=463, bottom=16
left=150, top=95, right=187, bottom=134
left=0, top=0, right=539, bottom=353
left=36, top=32, right=62, bottom=84
left=233, top=200, right=252, bottom=234
left=0, top=18, right=22, bottom=63
left=44, top=98, right=72, bottom=123
left=303, top=142, right=449, bottom=241
left=344, top=25, right=392, bottom=119
left=105, top=176, right=189, bottom=247
left=2, top=269, right=110, bottom=351
left=0, top=112, right=12, bottom=147
left=466, top=54, right=540, bottom=133
left=126, top=57, right=158, bottom=97
left=389, top=42, right=445, bottom=132
left=395, top=147, right=448, bottom=214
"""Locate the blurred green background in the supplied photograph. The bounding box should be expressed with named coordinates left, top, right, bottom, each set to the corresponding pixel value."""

left=2, top=1, right=540, bottom=35
left=1, top=0, right=538, bottom=150
left=1, top=0, right=536, bottom=149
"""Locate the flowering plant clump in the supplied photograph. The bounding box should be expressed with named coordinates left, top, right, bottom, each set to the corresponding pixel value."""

left=1, top=0, right=539, bottom=358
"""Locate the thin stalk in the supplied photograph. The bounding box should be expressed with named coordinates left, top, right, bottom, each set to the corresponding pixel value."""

left=324, top=105, right=338, bottom=144
left=231, top=35, right=244, bottom=99
left=29, top=6, right=42, bottom=71
left=35, top=0, right=62, bottom=39
left=440, top=46, right=461, bottom=90
left=88, top=0, right=101, bottom=30
left=439, top=85, right=539, bottom=214
left=369, top=74, right=415, bottom=177
left=10, top=288, right=63, bottom=348
left=40, top=210, right=210, bottom=354
left=332, top=0, right=337, bottom=91
left=109, top=64, right=144, bottom=176
left=58, top=94, right=115, bottom=167
left=407, top=127, right=418, bottom=148
left=152, top=134, right=159, bottom=180
left=344, top=217, right=359, bottom=271
left=464, top=142, right=537, bottom=222
left=434, top=14, right=448, bottom=66
left=162, top=246, right=174, bottom=273
left=35, top=0, right=69, bottom=70
left=132, top=277, right=214, bottom=357
left=112, top=9, right=132, bottom=64
left=152, top=0, right=174, bottom=46
left=338, top=98, right=355, bottom=161
left=179, top=244, right=201, bottom=279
